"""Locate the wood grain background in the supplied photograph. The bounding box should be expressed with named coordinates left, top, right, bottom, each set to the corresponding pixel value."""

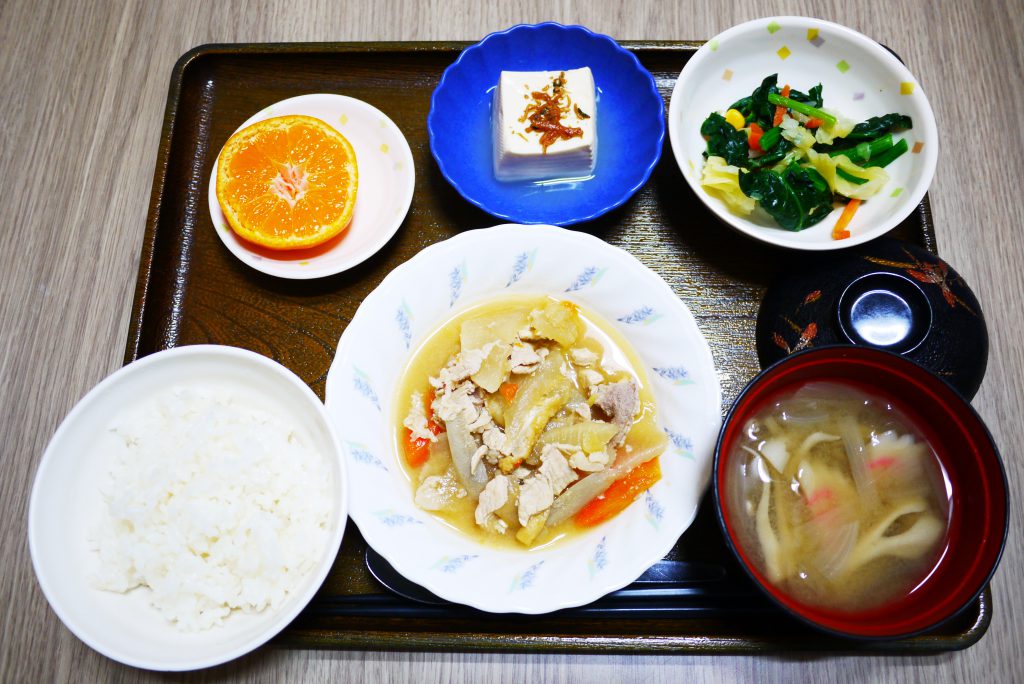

left=2, top=0, right=1021, bottom=681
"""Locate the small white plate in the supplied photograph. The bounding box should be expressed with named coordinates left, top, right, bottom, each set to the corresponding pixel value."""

left=325, top=224, right=722, bottom=614
left=208, top=94, right=415, bottom=279
left=28, top=346, right=348, bottom=670
left=668, top=17, right=938, bottom=250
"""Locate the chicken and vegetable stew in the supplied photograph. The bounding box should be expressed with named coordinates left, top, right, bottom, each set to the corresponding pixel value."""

left=395, top=296, right=668, bottom=549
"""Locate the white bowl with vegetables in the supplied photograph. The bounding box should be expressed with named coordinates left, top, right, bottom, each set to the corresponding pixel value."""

left=668, top=17, right=938, bottom=250
left=325, top=225, right=721, bottom=613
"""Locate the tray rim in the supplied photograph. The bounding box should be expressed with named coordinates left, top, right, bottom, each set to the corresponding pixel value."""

left=124, top=40, right=981, bottom=655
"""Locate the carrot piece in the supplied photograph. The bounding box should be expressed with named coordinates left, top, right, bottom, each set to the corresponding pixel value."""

left=748, top=122, right=764, bottom=152
left=574, top=457, right=662, bottom=527
left=773, top=84, right=791, bottom=127
left=805, top=117, right=823, bottom=129
left=498, top=382, right=518, bottom=402
left=403, top=428, right=432, bottom=467
left=832, top=198, right=861, bottom=240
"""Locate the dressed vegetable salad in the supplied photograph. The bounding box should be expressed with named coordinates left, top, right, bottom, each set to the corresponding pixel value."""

left=699, top=74, right=913, bottom=239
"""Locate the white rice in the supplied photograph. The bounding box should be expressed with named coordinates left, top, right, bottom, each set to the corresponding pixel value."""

left=90, top=385, right=333, bottom=631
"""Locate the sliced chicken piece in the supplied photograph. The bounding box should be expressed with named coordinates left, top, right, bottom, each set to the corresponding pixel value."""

left=482, top=426, right=511, bottom=455
left=569, top=449, right=611, bottom=472
left=517, top=475, right=555, bottom=526
left=510, top=342, right=543, bottom=374
left=570, top=347, right=599, bottom=367
left=592, top=379, right=640, bottom=446
left=403, top=392, right=436, bottom=442
left=475, top=475, right=510, bottom=526
left=433, top=381, right=480, bottom=422
left=539, top=445, right=578, bottom=495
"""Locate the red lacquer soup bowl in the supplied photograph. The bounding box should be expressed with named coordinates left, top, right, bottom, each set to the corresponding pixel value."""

left=714, top=345, right=1008, bottom=639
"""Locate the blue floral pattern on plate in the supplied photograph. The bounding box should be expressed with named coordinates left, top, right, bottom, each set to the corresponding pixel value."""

left=352, top=366, right=381, bottom=410
left=346, top=441, right=388, bottom=470
left=449, top=262, right=467, bottom=307
left=373, top=509, right=423, bottom=527
left=506, top=249, right=537, bottom=287
left=645, top=491, right=665, bottom=529
left=652, top=366, right=694, bottom=386
left=664, top=428, right=695, bottom=459
left=617, top=306, right=662, bottom=325
left=432, top=554, right=480, bottom=573
left=509, top=561, right=545, bottom=592
left=587, top=537, right=608, bottom=579
left=395, top=301, right=413, bottom=349
left=565, top=266, right=607, bottom=292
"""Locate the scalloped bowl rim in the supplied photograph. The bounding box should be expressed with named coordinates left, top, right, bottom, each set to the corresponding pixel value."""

left=428, top=23, right=665, bottom=226
left=326, top=224, right=722, bottom=613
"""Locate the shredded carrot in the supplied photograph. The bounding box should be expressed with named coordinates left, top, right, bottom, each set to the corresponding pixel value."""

left=773, top=84, right=791, bottom=127
left=574, top=457, right=662, bottom=527
left=832, top=198, right=861, bottom=240
left=805, top=117, right=823, bottom=129
left=748, top=122, right=764, bottom=152
left=868, top=456, right=897, bottom=471
left=498, top=382, right=518, bottom=403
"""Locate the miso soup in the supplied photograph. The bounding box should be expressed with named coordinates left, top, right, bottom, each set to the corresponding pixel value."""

left=726, top=381, right=951, bottom=612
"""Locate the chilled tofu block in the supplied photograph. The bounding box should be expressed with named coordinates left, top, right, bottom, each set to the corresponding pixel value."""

left=493, top=67, right=597, bottom=182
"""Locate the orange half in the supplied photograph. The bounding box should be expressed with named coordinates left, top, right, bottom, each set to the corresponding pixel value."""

left=215, top=114, right=358, bottom=250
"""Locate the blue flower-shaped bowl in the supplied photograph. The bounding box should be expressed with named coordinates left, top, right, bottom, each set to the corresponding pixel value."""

left=428, top=23, right=665, bottom=226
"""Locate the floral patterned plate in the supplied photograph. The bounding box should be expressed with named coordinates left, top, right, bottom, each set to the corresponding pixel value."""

left=324, top=225, right=721, bottom=613
left=668, top=17, right=938, bottom=250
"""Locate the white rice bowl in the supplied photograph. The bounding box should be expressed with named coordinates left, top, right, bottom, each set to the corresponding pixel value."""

left=29, top=346, right=347, bottom=671
left=326, top=225, right=721, bottom=613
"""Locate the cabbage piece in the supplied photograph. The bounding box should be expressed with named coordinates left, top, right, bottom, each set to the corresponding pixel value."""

left=779, top=115, right=816, bottom=151
left=472, top=342, right=511, bottom=393
left=536, top=421, right=619, bottom=453
left=503, top=352, right=576, bottom=466
left=804, top=149, right=890, bottom=200
left=460, top=310, right=528, bottom=351
left=813, top=109, right=855, bottom=145
left=528, top=300, right=583, bottom=347
left=700, top=155, right=756, bottom=216
left=515, top=511, right=549, bottom=546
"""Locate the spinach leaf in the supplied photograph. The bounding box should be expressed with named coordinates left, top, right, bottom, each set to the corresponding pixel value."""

left=747, top=139, right=792, bottom=170
left=739, top=169, right=803, bottom=230
left=844, top=113, right=913, bottom=142
left=728, top=95, right=755, bottom=121
left=701, top=113, right=750, bottom=168
left=788, top=83, right=824, bottom=109
left=783, top=164, right=834, bottom=227
left=748, top=74, right=779, bottom=128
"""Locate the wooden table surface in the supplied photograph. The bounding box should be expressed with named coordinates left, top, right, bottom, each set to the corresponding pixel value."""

left=2, top=0, right=1021, bottom=681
